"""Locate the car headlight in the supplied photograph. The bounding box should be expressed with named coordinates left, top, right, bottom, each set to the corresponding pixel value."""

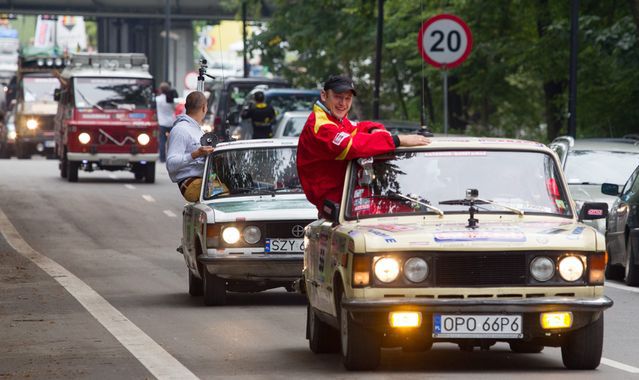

left=78, top=132, right=91, bottom=144
left=26, top=119, right=38, bottom=130
left=530, top=256, right=555, bottom=282
left=137, top=133, right=150, bottom=145
left=374, top=257, right=400, bottom=283
left=558, top=256, right=584, bottom=282
left=243, top=225, right=261, bottom=244
left=403, top=257, right=429, bottom=283
left=222, top=226, right=240, bottom=244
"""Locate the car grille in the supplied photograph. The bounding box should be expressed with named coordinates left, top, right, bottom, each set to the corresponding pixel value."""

left=263, top=221, right=314, bottom=238
left=434, top=253, right=527, bottom=286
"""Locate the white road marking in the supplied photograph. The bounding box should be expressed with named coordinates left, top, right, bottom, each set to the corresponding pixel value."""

left=125, top=184, right=136, bottom=190
left=602, top=358, right=639, bottom=373
left=605, top=281, right=639, bottom=294
left=142, top=195, right=156, bottom=203
left=163, top=210, right=177, bottom=218
left=0, top=208, right=198, bottom=380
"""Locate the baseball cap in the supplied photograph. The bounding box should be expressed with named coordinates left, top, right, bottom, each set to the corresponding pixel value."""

left=323, top=75, right=357, bottom=96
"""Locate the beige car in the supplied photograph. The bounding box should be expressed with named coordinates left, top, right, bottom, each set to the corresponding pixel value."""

left=302, top=137, right=612, bottom=371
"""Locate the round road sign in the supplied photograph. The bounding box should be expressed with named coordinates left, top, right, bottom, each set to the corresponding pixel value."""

left=418, top=14, right=473, bottom=69
left=184, top=71, right=198, bottom=90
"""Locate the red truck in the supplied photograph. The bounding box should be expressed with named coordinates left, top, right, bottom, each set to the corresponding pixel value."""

left=54, top=53, right=158, bottom=182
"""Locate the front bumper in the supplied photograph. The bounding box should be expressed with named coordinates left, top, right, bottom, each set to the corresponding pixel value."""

left=198, top=253, right=303, bottom=281
left=67, top=152, right=158, bottom=162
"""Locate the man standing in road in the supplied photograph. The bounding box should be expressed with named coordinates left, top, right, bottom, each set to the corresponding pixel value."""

left=166, top=91, right=214, bottom=202
left=296, top=75, right=430, bottom=215
left=156, top=82, right=177, bottom=163
left=242, top=90, right=276, bottom=139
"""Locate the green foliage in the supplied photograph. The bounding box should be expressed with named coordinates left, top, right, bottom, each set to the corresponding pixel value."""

left=248, top=0, right=639, bottom=141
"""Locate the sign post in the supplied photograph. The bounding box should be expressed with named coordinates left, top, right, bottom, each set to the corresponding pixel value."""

left=418, top=14, right=472, bottom=134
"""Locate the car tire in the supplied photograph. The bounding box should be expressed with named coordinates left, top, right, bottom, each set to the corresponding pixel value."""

left=144, top=162, right=156, bottom=183
left=188, top=269, right=203, bottom=296
left=509, top=341, right=544, bottom=353
left=60, top=155, right=68, bottom=178
left=307, top=305, right=339, bottom=353
left=625, top=238, right=639, bottom=286
left=561, top=314, right=604, bottom=370
left=203, top=269, right=226, bottom=306
left=605, top=261, right=624, bottom=281
left=339, top=293, right=380, bottom=371
left=67, top=159, right=79, bottom=182
left=16, top=142, right=30, bottom=159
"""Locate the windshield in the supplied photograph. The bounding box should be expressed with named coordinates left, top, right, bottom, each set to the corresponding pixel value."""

left=203, top=147, right=302, bottom=200
left=346, top=150, right=571, bottom=219
left=267, top=92, right=319, bottom=114
left=564, top=150, right=639, bottom=185
left=73, top=77, right=154, bottom=110
left=23, top=75, right=58, bottom=102
left=282, top=116, right=307, bottom=137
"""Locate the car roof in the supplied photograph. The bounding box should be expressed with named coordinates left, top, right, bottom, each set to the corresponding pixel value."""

left=280, top=110, right=310, bottom=118
left=552, top=136, right=639, bottom=152
left=209, top=77, right=289, bottom=87
left=264, top=88, right=320, bottom=95
left=213, top=137, right=299, bottom=152
left=396, top=136, right=551, bottom=153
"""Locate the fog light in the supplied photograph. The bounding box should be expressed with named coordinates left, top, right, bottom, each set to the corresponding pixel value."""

left=137, top=133, right=150, bottom=145
left=243, top=225, right=261, bottom=244
left=389, top=311, right=422, bottom=328
left=541, top=312, right=573, bottom=329
left=26, top=119, right=38, bottom=130
left=78, top=132, right=91, bottom=144
left=222, top=226, right=240, bottom=244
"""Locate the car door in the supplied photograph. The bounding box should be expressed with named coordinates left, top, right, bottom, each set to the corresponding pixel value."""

left=305, top=219, right=338, bottom=313
left=182, top=204, right=198, bottom=270
left=608, top=168, right=639, bottom=262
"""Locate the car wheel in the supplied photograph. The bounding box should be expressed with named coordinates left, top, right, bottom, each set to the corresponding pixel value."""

left=509, top=341, right=544, bottom=353
left=339, top=292, right=380, bottom=370
left=133, top=165, right=144, bottom=181
left=67, top=159, right=79, bottom=182
left=16, top=142, right=30, bottom=159
left=188, top=269, right=203, bottom=296
left=203, top=269, right=226, bottom=306
left=307, top=304, right=339, bottom=353
left=144, top=162, right=156, bottom=183
left=561, top=314, right=604, bottom=370
left=60, top=155, right=68, bottom=178
left=625, top=238, right=639, bottom=286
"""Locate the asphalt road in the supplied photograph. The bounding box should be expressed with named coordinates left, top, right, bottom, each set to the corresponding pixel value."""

left=1, top=158, right=638, bottom=379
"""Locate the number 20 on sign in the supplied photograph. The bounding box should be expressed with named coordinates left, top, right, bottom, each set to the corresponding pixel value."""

left=418, top=14, right=473, bottom=69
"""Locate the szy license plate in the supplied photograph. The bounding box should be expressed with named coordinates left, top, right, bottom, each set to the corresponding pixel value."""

left=101, top=159, right=128, bottom=166
left=433, top=314, right=522, bottom=338
left=265, top=239, right=304, bottom=253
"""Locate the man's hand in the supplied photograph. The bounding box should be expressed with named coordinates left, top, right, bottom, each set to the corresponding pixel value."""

left=191, top=146, right=214, bottom=159
left=398, top=134, right=431, bottom=147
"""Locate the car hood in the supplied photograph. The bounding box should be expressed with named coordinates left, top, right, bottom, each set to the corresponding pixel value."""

left=341, top=218, right=603, bottom=252
left=569, top=184, right=617, bottom=208
left=203, top=196, right=317, bottom=222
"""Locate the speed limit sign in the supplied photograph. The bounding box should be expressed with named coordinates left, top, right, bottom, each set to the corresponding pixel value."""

left=418, top=14, right=473, bottom=69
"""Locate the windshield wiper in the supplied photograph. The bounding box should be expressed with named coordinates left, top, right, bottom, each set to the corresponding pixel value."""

left=373, top=191, right=444, bottom=216
left=76, top=88, right=104, bottom=112
left=439, top=197, right=524, bottom=216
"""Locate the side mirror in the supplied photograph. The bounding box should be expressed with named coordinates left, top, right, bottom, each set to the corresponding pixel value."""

left=323, top=199, right=340, bottom=225
left=601, top=183, right=620, bottom=196
left=579, top=202, right=608, bottom=221
left=53, top=88, right=61, bottom=101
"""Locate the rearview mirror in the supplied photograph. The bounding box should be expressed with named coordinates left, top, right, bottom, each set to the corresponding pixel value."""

left=53, top=88, right=61, bottom=101
left=579, top=202, right=608, bottom=221
left=323, top=199, right=340, bottom=225
left=601, top=183, right=620, bottom=196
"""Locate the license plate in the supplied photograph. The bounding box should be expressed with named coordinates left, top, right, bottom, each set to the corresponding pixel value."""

left=433, top=314, right=522, bottom=338
left=265, top=238, right=304, bottom=253
left=101, top=159, right=128, bottom=166
left=44, top=140, right=55, bottom=148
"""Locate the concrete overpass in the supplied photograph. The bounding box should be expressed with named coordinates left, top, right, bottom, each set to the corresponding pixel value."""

left=1, top=1, right=270, bottom=93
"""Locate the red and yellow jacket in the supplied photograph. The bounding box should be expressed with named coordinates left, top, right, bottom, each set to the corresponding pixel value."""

left=296, top=101, right=398, bottom=214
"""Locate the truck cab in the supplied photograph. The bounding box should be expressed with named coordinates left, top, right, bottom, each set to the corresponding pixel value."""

left=54, top=53, right=158, bottom=182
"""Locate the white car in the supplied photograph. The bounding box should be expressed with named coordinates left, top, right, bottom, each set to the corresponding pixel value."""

left=180, top=138, right=317, bottom=305
left=272, top=111, right=309, bottom=138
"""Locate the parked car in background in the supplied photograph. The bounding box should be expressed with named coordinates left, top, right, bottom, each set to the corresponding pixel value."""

left=233, top=88, right=319, bottom=140
left=601, top=165, right=639, bottom=285
left=0, top=107, right=16, bottom=158
left=203, top=77, right=289, bottom=139
left=180, top=138, right=317, bottom=306
left=303, top=137, right=611, bottom=371
left=272, top=111, right=308, bottom=138
left=549, top=136, right=639, bottom=234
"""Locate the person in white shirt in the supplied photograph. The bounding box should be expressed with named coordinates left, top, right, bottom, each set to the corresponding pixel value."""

left=156, top=82, right=176, bottom=162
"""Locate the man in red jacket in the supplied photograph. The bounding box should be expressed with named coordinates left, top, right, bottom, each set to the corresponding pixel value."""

left=297, top=75, right=430, bottom=216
